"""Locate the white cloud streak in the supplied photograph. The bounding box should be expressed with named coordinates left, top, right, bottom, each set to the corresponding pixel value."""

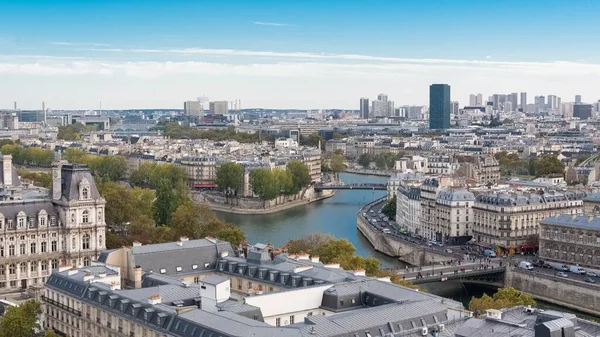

left=253, top=21, right=296, bottom=27
left=51, top=42, right=111, bottom=47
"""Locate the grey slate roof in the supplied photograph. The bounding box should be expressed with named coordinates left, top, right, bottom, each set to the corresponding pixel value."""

left=132, top=238, right=234, bottom=276
left=60, top=164, right=101, bottom=201
left=0, top=200, right=59, bottom=228
left=540, top=214, right=600, bottom=230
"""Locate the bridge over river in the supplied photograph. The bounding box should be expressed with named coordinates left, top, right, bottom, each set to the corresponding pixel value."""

left=314, top=183, right=386, bottom=191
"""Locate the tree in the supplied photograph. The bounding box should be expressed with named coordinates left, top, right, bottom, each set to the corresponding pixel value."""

left=319, top=238, right=356, bottom=264
left=285, top=233, right=332, bottom=255
left=250, top=169, right=278, bottom=203
left=45, top=330, right=61, bottom=337
left=528, top=155, right=565, bottom=177
left=16, top=169, right=52, bottom=188
left=215, top=162, right=245, bottom=195
left=495, top=151, right=527, bottom=176
left=0, top=300, right=42, bottom=337
left=272, top=168, right=294, bottom=195
left=88, top=156, right=128, bottom=181
left=153, top=178, right=180, bottom=226
left=382, top=196, right=397, bottom=219
left=300, top=133, right=325, bottom=149
left=171, top=201, right=215, bottom=239
left=469, top=287, right=536, bottom=312
left=286, top=160, right=311, bottom=194
left=64, top=148, right=89, bottom=163
left=357, top=153, right=372, bottom=168
left=364, top=257, right=380, bottom=276
left=330, top=153, right=346, bottom=175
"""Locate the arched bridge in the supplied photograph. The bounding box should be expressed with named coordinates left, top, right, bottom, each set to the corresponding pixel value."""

left=411, top=266, right=506, bottom=287
left=314, top=183, right=387, bottom=191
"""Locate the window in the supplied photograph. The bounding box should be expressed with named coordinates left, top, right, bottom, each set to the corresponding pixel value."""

left=82, top=234, right=90, bottom=250
left=51, top=259, right=58, bottom=269
left=39, top=217, right=46, bottom=227
left=50, top=217, right=56, bottom=226
left=41, top=261, right=48, bottom=271
left=41, top=242, right=47, bottom=253
left=82, top=211, right=89, bottom=224
left=7, top=219, right=12, bottom=229
left=20, top=263, right=26, bottom=274
left=83, top=257, right=91, bottom=267
left=9, top=264, right=16, bottom=275
left=72, top=237, right=76, bottom=250
left=289, top=315, right=295, bottom=324
left=192, top=264, right=198, bottom=270
left=0, top=246, right=3, bottom=257
left=9, top=245, right=15, bottom=256
left=160, top=269, right=166, bottom=274
left=275, top=318, right=281, bottom=327
left=18, top=217, right=24, bottom=228
left=30, top=243, right=36, bottom=254
left=99, top=235, right=103, bottom=247
left=51, top=241, right=57, bottom=252
left=20, top=243, right=26, bottom=255
left=82, top=188, right=89, bottom=199
left=30, top=263, right=36, bottom=272
left=176, top=266, right=182, bottom=272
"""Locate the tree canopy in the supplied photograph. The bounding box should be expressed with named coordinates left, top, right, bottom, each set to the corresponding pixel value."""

left=155, top=123, right=259, bottom=143
left=0, top=300, right=42, bottom=337
left=286, top=160, right=311, bottom=193
left=62, top=148, right=128, bottom=181
left=215, top=162, right=245, bottom=194
left=17, top=169, right=52, bottom=188
left=469, top=287, right=536, bottom=312
left=249, top=168, right=279, bottom=201
left=299, top=133, right=325, bottom=149
left=494, top=151, right=527, bottom=176
left=382, top=196, right=397, bottom=219
left=356, top=152, right=404, bottom=170
left=1, top=144, right=54, bottom=167
left=528, top=155, right=565, bottom=177
left=57, top=123, right=98, bottom=141
left=330, top=153, right=346, bottom=174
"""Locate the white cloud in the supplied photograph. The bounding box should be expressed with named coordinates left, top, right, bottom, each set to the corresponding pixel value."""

left=253, top=21, right=296, bottom=27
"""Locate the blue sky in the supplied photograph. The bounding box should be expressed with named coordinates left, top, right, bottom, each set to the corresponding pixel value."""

left=1, top=0, right=600, bottom=109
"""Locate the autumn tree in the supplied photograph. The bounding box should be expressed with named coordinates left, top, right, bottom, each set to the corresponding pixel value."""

left=0, top=300, right=42, bottom=337
left=16, top=169, right=52, bottom=188
left=330, top=152, right=346, bottom=176
left=153, top=178, right=181, bottom=226
left=469, top=287, right=536, bottom=312
left=285, top=233, right=332, bottom=255
left=300, top=133, right=325, bottom=149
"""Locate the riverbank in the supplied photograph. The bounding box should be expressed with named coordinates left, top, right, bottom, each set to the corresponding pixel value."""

left=345, top=168, right=392, bottom=177
left=196, top=190, right=336, bottom=215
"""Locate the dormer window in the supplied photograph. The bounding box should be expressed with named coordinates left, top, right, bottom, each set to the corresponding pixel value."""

left=17, top=212, right=26, bottom=228
left=82, top=187, right=89, bottom=199
left=79, top=179, right=91, bottom=200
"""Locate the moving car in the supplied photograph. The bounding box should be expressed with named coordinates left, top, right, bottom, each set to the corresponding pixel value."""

left=584, top=277, right=596, bottom=284
left=555, top=272, right=569, bottom=278
left=569, top=265, right=586, bottom=275
left=549, top=263, right=569, bottom=271
left=585, top=271, right=597, bottom=277
left=483, top=249, right=497, bottom=258
left=531, top=260, right=545, bottom=268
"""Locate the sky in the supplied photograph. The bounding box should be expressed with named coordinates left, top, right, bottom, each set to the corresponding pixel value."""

left=1, top=0, right=600, bottom=110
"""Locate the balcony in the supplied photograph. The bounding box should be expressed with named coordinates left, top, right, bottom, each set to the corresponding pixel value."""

left=42, top=296, right=81, bottom=317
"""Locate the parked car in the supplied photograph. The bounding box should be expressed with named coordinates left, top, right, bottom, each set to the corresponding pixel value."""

left=555, top=272, right=569, bottom=278
left=586, top=271, right=597, bottom=277
left=444, top=249, right=453, bottom=253
left=531, top=260, right=545, bottom=268
left=584, top=277, right=596, bottom=284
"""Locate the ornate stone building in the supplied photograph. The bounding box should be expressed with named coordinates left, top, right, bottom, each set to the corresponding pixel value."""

left=539, top=214, right=600, bottom=268
left=0, top=156, right=105, bottom=293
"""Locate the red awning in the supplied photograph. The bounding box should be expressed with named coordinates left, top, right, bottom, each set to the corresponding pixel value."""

left=520, top=244, right=538, bottom=249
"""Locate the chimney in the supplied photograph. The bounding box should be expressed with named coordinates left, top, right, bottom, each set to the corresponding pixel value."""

left=353, top=269, right=366, bottom=277
left=310, top=255, right=320, bottom=263
left=180, top=236, right=189, bottom=242
left=148, top=294, right=162, bottom=305
left=2, top=155, right=12, bottom=186
left=132, top=241, right=142, bottom=247
left=83, top=273, right=94, bottom=282
left=52, top=160, right=66, bottom=200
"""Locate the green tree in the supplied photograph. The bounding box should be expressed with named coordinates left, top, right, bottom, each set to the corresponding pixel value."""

left=250, top=168, right=278, bottom=203
left=16, top=169, right=52, bottom=188
left=64, top=148, right=89, bottom=163
left=319, top=238, right=356, bottom=264
left=300, top=133, right=325, bottom=149
left=153, top=178, right=179, bottom=225
left=57, top=124, right=84, bottom=141
left=272, top=168, right=294, bottom=195
left=286, top=160, right=311, bottom=194
left=330, top=153, right=346, bottom=175
left=382, top=196, right=397, bottom=219
left=528, top=155, right=565, bottom=177
left=0, top=300, right=42, bottom=337
left=374, top=154, right=387, bottom=169
left=215, top=162, right=245, bottom=195
left=88, top=156, right=128, bottom=181
left=469, top=287, right=536, bottom=312
left=364, top=257, right=380, bottom=276
left=495, top=151, right=527, bottom=176
left=285, top=233, right=332, bottom=255
left=357, top=153, right=372, bottom=168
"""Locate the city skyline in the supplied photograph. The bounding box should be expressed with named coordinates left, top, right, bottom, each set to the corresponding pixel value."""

left=2, top=0, right=600, bottom=109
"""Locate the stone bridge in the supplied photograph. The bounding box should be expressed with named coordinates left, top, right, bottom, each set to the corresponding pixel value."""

left=412, top=267, right=506, bottom=287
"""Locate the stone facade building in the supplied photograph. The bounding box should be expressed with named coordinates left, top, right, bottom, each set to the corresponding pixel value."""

left=472, top=190, right=586, bottom=251
left=458, top=155, right=501, bottom=186
left=539, top=214, right=600, bottom=268
left=0, top=157, right=106, bottom=294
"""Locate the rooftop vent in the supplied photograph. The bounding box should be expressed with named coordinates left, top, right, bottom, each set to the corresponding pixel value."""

left=133, top=241, right=142, bottom=247
left=148, top=294, right=161, bottom=305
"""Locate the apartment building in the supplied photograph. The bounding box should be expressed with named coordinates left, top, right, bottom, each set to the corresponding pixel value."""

left=43, top=239, right=469, bottom=337
left=0, top=158, right=106, bottom=294
left=539, top=214, right=600, bottom=268
left=472, top=190, right=586, bottom=251
left=458, top=155, right=501, bottom=186
left=396, top=187, right=421, bottom=234
left=175, top=156, right=222, bottom=188
left=427, top=155, right=459, bottom=175
left=432, top=188, right=475, bottom=244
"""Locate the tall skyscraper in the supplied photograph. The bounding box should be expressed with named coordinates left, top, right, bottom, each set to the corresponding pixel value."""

left=359, top=98, right=369, bottom=119
left=469, top=94, right=477, bottom=106
left=209, top=101, right=229, bottom=115
left=510, top=93, right=518, bottom=111
left=429, top=84, right=451, bottom=130
left=574, top=104, right=592, bottom=119
left=451, top=101, right=459, bottom=120
left=520, top=92, right=527, bottom=112
left=575, top=95, right=582, bottom=104
left=371, top=94, right=394, bottom=117
left=184, top=101, right=202, bottom=117
left=547, top=95, right=555, bottom=109
left=534, top=96, right=546, bottom=112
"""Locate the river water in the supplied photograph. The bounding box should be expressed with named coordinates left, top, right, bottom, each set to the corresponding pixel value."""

left=216, top=173, right=598, bottom=319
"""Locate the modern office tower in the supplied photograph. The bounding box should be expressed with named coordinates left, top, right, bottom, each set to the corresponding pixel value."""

left=509, top=93, right=518, bottom=111
left=492, top=94, right=500, bottom=110
left=451, top=101, right=460, bottom=118
left=520, top=92, right=527, bottom=112
left=574, top=104, right=592, bottom=119
left=209, top=101, right=229, bottom=115
left=476, top=93, right=483, bottom=106
left=469, top=94, right=477, bottom=106
left=359, top=98, right=369, bottom=119
left=561, top=102, right=574, bottom=118
left=184, top=101, right=202, bottom=117
left=575, top=95, right=582, bottom=104
left=557, top=96, right=561, bottom=108
left=547, top=95, right=555, bottom=109
left=534, top=96, right=546, bottom=112
left=429, top=84, right=451, bottom=130
left=13, top=102, right=17, bottom=110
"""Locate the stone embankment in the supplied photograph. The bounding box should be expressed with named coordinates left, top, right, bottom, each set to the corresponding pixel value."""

left=192, top=187, right=335, bottom=215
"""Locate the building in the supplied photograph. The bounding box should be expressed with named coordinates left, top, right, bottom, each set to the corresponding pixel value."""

left=209, top=101, right=229, bottom=115
left=176, top=156, right=222, bottom=188
left=0, top=159, right=106, bottom=294
left=324, top=140, right=347, bottom=156
left=451, top=101, right=460, bottom=120
left=396, top=187, right=421, bottom=234
left=43, top=239, right=470, bottom=337
left=429, top=84, right=451, bottom=130
left=359, top=98, right=369, bottom=119
left=0, top=111, right=19, bottom=129
left=472, top=190, right=586, bottom=251
left=573, top=104, right=592, bottom=120
left=427, top=155, right=459, bottom=175
left=274, top=138, right=299, bottom=148
left=575, top=95, right=582, bottom=104
left=184, top=101, right=202, bottom=117
left=509, top=93, right=518, bottom=111
left=520, top=92, right=527, bottom=112
left=432, top=188, right=475, bottom=244
left=458, top=155, right=501, bottom=186
left=539, top=214, right=600, bottom=268
left=371, top=94, right=394, bottom=117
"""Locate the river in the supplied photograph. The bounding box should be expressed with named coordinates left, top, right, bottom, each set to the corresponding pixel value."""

left=216, top=172, right=598, bottom=320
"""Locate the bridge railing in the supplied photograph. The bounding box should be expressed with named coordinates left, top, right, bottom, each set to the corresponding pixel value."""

left=412, top=266, right=506, bottom=284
